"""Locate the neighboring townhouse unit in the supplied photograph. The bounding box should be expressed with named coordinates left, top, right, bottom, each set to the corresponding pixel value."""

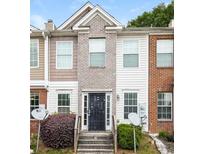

left=30, top=2, right=174, bottom=134
left=149, top=34, right=174, bottom=133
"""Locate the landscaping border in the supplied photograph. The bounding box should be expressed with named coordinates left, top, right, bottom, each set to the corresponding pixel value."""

left=149, top=134, right=168, bottom=154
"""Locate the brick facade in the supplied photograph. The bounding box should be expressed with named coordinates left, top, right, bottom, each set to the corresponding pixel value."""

left=149, top=35, right=174, bottom=133
left=30, top=88, right=47, bottom=134
left=77, top=15, right=117, bottom=115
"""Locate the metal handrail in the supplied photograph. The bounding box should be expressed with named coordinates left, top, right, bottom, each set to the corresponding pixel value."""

left=74, top=115, right=81, bottom=153
left=112, top=115, right=117, bottom=154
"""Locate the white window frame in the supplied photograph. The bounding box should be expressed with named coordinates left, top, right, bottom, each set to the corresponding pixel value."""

left=57, top=92, right=71, bottom=114
left=123, top=39, right=139, bottom=68
left=157, top=92, right=173, bottom=121
left=123, top=91, right=138, bottom=119
left=82, top=93, right=88, bottom=130
left=89, top=38, right=106, bottom=67
left=30, top=92, right=40, bottom=119
left=157, top=39, right=174, bottom=67
left=30, top=39, right=39, bottom=68
left=105, top=93, right=112, bottom=130
left=56, top=41, right=73, bottom=69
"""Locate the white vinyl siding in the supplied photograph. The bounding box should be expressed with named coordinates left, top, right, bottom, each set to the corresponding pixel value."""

left=158, top=92, right=172, bottom=121
left=89, top=38, right=105, bottom=67
left=116, top=36, right=149, bottom=131
left=30, top=93, right=39, bottom=119
left=47, top=81, right=78, bottom=114
left=56, top=41, right=73, bottom=69
left=30, top=39, right=39, bottom=67
left=123, top=40, right=139, bottom=67
left=157, top=40, right=173, bottom=67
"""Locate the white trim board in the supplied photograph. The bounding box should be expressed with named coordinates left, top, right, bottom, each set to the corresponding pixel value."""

left=44, top=36, right=49, bottom=85
left=81, top=89, right=112, bottom=92
left=30, top=80, right=46, bottom=86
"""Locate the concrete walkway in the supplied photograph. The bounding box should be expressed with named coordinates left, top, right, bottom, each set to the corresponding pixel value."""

left=149, top=134, right=173, bottom=154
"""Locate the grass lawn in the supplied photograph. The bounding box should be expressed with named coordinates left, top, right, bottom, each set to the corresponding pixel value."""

left=34, top=142, right=73, bottom=154
left=117, top=133, right=160, bottom=154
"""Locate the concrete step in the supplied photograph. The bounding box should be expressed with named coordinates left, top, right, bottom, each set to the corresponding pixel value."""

left=78, top=139, right=113, bottom=144
left=79, top=135, right=113, bottom=140
left=77, top=149, right=114, bottom=154
left=80, top=131, right=112, bottom=135
left=77, top=131, right=114, bottom=153
left=78, top=143, right=113, bottom=149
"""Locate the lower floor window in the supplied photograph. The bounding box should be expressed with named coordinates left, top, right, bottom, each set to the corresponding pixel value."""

left=58, top=93, right=70, bottom=113
left=30, top=93, right=39, bottom=119
left=124, top=92, right=138, bottom=119
left=158, top=92, right=172, bottom=120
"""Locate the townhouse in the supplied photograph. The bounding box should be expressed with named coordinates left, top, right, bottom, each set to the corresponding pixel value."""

left=30, top=2, right=174, bottom=134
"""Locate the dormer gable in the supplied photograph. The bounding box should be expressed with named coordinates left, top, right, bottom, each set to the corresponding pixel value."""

left=57, top=2, right=94, bottom=30
left=73, top=5, right=123, bottom=31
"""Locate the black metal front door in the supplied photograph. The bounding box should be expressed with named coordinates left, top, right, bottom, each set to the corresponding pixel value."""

left=88, top=93, right=105, bottom=131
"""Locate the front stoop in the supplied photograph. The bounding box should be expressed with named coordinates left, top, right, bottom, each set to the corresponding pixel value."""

left=77, top=131, right=114, bottom=154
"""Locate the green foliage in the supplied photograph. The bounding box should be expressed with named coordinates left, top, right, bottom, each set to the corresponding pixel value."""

left=127, top=1, right=174, bottom=27
left=158, top=131, right=174, bottom=142
left=158, top=131, right=170, bottom=138
left=117, top=124, right=142, bottom=150
left=30, top=133, right=37, bottom=150
left=40, top=114, right=75, bottom=148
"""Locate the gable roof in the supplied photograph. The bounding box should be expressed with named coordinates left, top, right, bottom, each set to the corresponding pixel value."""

left=57, top=2, right=94, bottom=30
left=30, top=25, right=40, bottom=31
left=73, top=5, right=123, bottom=30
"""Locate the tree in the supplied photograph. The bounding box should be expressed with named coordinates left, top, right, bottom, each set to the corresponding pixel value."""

left=127, top=1, right=174, bottom=27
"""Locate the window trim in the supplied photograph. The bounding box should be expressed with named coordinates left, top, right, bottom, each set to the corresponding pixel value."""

left=123, top=39, right=139, bottom=68
left=156, top=39, right=174, bottom=68
left=56, top=41, right=73, bottom=69
left=89, top=38, right=106, bottom=68
left=30, top=39, right=39, bottom=68
left=157, top=92, right=173, bottom=121
left=123, top=90, right=138, bottom=119
left=57, top=92, right=71, bottom=114
left=30, top=92, right=40, bottom=120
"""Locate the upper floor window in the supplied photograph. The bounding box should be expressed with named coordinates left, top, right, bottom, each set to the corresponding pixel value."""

left=58, top=93, right=70, bottom=113
left=157, top=40, right=173, bottom=67
left=30, top=39, right=39, bottom=67
left=123, top=40, right=139, bottom=67
left=56, top=41, right=73, bottom=69
left=158, top=92, right=172, bottom=120
left=30, top=93, right=39, bottom=119
left=124, top=92, right=138, bottom=119
left=89, top=38, right=105, bottom=67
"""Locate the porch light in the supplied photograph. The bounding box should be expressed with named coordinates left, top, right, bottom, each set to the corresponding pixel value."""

left=117, top=94, right=120, bottom=101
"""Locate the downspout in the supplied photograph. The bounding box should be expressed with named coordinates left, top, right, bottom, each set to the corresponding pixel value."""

left=42, top=31, right=49, bottom=90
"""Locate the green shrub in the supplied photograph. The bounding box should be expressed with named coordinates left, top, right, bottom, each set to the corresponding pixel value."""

left=30, top=133, right=37, bottom=150
left=158, top=131, right=169, bottom=139
left=159, top=131, right=174, bottom=142
left=40, top=114, right=75, bottom=148
left=117, top=124, right=142, bottom=150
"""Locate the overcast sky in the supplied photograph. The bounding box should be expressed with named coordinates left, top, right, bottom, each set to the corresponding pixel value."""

left=30, top=0, right=172, bottom=29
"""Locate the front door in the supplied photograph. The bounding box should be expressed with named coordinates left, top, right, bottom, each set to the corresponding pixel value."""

left=88, top=93, right=105, bottom=131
